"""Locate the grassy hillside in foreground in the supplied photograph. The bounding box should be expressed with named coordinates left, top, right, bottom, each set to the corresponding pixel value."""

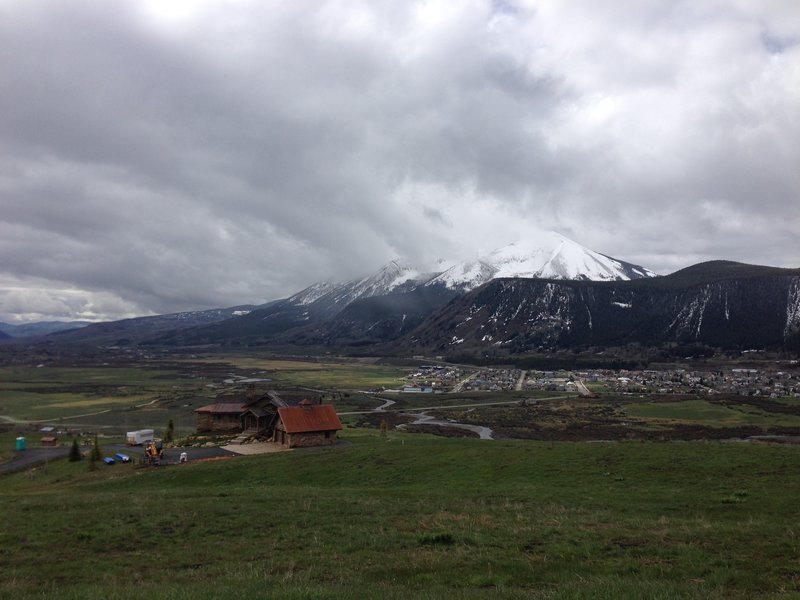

left=2, top=434, right=800, bottom=599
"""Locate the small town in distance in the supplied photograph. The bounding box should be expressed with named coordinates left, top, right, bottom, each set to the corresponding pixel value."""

left=402, top=363, right=800, bottom=397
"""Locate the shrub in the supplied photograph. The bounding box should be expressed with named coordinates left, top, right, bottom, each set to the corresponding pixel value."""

left=68, top=438, right=82, bottom=462
left=90, top=435, right=102, bottom=462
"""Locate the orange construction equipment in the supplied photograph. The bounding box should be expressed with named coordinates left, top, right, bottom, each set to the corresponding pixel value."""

left=144, top=439, right=164, bottom=465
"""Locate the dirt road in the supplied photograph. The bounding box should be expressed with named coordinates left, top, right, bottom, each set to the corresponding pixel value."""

left=451, top=372, right=478, bottom=393
left=515, top=370, right=527, bottom=391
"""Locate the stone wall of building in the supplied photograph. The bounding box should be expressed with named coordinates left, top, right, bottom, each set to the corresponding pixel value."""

left=285, top=430, right=337, bottom=448
left=196, top=413, right=242, bottom=433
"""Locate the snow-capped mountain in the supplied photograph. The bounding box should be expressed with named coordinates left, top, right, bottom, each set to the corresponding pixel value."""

left=427, top=231, right=655, bottom=291
left=287, top=231, right=655, bottom=310
left=127, top=232, right=658, bottom=347
left=285, top=231, right=653, bottom=310
left=426, top=259, right=497, bottom=291
left=249, top=232, right=657, bottom=347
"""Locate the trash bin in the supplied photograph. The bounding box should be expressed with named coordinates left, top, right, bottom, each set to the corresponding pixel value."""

left=15, top=437, right=26, bottom=451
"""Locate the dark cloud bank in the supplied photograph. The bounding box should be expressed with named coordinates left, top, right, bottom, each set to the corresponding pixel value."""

left=1, top=0, right=798, bottom=322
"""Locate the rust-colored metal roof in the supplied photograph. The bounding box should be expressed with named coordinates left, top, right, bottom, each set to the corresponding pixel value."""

left=195, top=403, right=247, bottom=414
left=278, top=404, right=342, bottom=433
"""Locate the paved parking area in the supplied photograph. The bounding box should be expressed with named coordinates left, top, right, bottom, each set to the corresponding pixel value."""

left=0, top=447, right=71, bottom=476
left=0, top=444, right=237, bottom=475
left=104, top=444, right=236, bottom=464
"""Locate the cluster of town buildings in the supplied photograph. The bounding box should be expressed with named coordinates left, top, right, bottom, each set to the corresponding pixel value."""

left=461, top=368, right=525, bottom=392
left=401, top=365, right=470, bottom=392
left=595, top=368, right=800, bottom=397
left=403, top=364, right=800, bottom=398
left=402, top=366, right=527, bottom=393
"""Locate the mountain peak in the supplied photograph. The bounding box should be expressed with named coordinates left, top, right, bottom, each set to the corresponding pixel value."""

left=428, top=232, right=655, bottom=291
left=284, top=232, right=655, bottom=318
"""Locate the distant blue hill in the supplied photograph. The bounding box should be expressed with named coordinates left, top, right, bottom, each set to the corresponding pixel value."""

left=0, top=320, right=92, bottom=338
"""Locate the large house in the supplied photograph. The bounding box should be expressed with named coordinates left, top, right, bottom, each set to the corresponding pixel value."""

left=195, top=392, right=342, bottom=448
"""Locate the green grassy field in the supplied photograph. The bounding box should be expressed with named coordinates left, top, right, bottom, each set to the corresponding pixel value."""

left=206, top=357, right=410, bottom=389
left=0, top=365, right=191, bottom=420
left=2, top=432, right=799, bottom=599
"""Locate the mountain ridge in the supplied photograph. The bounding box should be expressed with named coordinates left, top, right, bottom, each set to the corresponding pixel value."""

left=146, top=231, right=654, bottom=347
left=0, top=320, right=92, bottom=338
left=34, top=305, right=260, bottom=346
left=25, top=259, right=800, bottom=354
left=397, top=262, right=800, bottom=355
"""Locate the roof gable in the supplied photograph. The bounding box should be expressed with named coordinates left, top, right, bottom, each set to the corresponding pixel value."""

left=278, top=404, right=342, bottom=433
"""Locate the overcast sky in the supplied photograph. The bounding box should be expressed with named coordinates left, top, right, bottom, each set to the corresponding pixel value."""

left=1, top=0, right=798, bottom=323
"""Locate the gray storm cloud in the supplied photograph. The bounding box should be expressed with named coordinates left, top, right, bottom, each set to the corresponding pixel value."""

left=0, top=0, right=798, bottom=322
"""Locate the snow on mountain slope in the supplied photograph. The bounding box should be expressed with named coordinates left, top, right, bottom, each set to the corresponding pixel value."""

left=287, top=281, right=344, bottom=306
left=489, top=232, right=655, bottom=280
left=428, top=231, right=655, bottom=291
left=283, top=260, right=445, bottom=318
left=286, top=232, right=654, bottom=316
left=326, top=260, right=439, bottom=306
left=427, top=259, right=497, bottom=290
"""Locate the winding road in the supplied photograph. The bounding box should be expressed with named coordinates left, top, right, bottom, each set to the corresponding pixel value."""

left=401, top=413, right=494, bottom=439
left=349, top=393, right=497, bottom=439
left=344, top=392, right=579, bottom=441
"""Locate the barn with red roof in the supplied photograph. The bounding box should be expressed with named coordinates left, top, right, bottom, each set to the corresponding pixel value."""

left=273, top=400, right=342, bottom=448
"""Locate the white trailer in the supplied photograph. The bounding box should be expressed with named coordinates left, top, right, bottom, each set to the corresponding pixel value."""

left=126, top=429, right=155, bottom=446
